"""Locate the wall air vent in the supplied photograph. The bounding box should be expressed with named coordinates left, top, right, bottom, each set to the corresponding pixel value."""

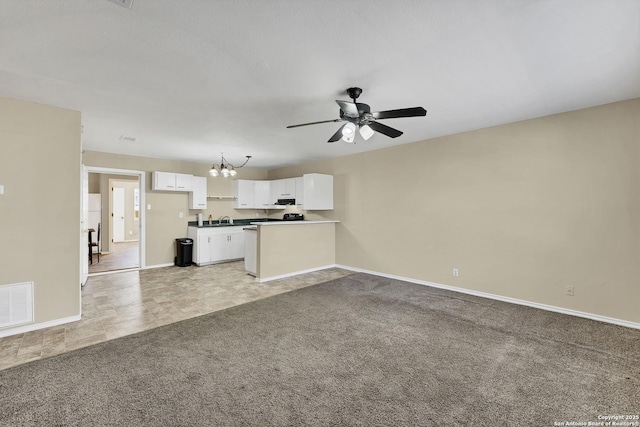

left=0, top=282, right=34, bottom=329
left=107, top=0, right=134, bottom=9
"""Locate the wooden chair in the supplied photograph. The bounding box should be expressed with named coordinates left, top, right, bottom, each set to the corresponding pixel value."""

left=90, top=223, right=101, bottom=263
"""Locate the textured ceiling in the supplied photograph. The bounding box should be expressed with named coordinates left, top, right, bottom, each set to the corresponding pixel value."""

left=1, top=0, right=639, bottom=169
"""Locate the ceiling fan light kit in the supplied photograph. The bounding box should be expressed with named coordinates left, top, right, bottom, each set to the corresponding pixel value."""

left=359, top=124, right=374, bottom=141
left=341, top=122, right=356, bottom=143
left=209, top=153, right=252, bottom=178
left=287, top=87, right=427, bottom=144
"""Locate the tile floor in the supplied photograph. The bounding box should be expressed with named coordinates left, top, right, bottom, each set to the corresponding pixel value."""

left=89, top=240, right=139, bottom=274
left=0, top=262, right=353, bottom=371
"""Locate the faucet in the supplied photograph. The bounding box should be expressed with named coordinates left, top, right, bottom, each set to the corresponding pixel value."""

left=218, top=215, right=231, bottom=224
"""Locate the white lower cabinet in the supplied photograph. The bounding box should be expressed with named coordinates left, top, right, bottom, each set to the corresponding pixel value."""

left=188, top=226, right=245, bottom=266
left=244, top=228, right=257, bottom=276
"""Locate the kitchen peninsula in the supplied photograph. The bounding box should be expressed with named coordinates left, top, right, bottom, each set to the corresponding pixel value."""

left=247, top=220, right=339, bottom=282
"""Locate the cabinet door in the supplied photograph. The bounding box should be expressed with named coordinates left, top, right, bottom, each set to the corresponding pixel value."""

left=189, top=176, right=207, bottom=209
left=303, top=173, right=333, bottom=210
left=228, top=231, right=245, bottom=259
left=233, top=180, right=254, bottom=209
left=295, top=177, right=304, bottom=208
left=209, top=233, right=229, bottom=262
left=253, top=181, right=271, bottom=208
left=199, top=235, right=212, bottom=264
left=153, top=172, right=176, bottom=190
left=283, top=178, right=296, bottom=198
left=269, top=179, right=283, bottom=203
left=175, top=173, right=193, bottom=191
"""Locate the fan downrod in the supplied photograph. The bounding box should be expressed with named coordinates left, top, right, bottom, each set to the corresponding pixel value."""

left=346, top=87, right=362, bottom=102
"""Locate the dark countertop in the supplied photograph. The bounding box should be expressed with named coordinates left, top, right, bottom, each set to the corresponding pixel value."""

left=187, top=218, right=282, bottom=228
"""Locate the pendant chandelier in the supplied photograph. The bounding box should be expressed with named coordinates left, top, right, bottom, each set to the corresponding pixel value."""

left=209, top=153, right=252, bottom=177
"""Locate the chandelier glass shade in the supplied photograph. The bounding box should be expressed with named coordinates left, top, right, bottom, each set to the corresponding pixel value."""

left=209, top=153, right=252, bottom=178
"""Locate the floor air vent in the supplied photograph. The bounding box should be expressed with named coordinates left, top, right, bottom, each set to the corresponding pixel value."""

left=0, top=282, right=34, bottom=328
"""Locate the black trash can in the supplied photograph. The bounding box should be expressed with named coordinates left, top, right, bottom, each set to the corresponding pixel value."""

left=175, top=238, right=193, bottom=267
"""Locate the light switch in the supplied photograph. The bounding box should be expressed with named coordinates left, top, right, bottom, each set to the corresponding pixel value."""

left=147, top=204, right=151, bottom=210
left=179, top=212, right=184, bottom=218
left=0, top=185, right=4, bottom=195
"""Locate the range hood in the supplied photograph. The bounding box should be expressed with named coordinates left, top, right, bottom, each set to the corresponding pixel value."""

left=275, top=198, right=296, bottom=205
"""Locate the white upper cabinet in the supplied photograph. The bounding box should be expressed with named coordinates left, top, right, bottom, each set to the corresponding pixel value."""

left=152, top=171, right=193, bottom=191
left=233, top=179, right=254, bottom=209
left=175, top=173, right=193, bottom=191
left=270, top=178, right=296, bottom=203
left=189, top=176, right=207, bottom=209
left=233, top=179, right=283, bottom=209
left=152, top=171, right=176, bottom=190
left=253, top=180, right=272, bottom=208
left=302, top=173, right=333, bottom=210
left=232, top=175, right=332, bottom=210
left=295, top=177, right=304, bottom=208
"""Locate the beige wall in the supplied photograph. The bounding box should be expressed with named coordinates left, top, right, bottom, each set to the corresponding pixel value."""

left=82, top=151, right=269, bottom=266
left=257, top=223, right=336, bottom=280
left=269, top=98, right=640, bottom=324
left=0, top=96, right=81, bottom=325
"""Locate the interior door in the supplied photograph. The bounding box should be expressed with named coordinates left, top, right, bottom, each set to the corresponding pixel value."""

left=81, top=166, right=89, bottom=286
left=112, top=187, right=125, bottom=242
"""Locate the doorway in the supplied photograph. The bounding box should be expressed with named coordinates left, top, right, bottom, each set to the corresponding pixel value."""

left=84, top=167, right=145, bottom=275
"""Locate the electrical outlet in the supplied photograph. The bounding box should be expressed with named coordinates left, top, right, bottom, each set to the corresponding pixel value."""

left=453, top=268, right=459, bottom=277
left=565, top=285, right=574, bottom=296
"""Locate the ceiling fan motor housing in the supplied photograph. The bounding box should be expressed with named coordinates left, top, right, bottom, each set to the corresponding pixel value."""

left=347, top=87, right=362, bottom=102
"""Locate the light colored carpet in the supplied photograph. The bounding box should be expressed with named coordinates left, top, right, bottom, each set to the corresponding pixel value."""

left=1, top=273, right=638, bottom=426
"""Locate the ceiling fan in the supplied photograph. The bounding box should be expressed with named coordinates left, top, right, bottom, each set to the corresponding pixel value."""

left=286, top=87, right=427, bottom=143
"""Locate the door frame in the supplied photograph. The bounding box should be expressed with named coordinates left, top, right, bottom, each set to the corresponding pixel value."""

left=83, top=166, right=146, bottom=269
left=81, top=165, right=89, bottom=287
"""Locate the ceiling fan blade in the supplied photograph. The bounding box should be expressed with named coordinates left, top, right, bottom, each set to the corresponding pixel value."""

left=336, top=100, right=359, bottom=117
left=328, top=124, right=347, bottom=143
left=368, top=121, right=403, bottom=138
left=356, top=103, right=370, bottom=114
left=287, top=119, right=341, bottom=129
left=371, top=107, right=427, bottom=120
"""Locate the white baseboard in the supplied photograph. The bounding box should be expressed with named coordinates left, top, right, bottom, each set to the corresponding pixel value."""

left=336, top=265, right=640, bottom=330
left=88, top=267, right=139, bottom=277
left=0, top=315, right=82, bottom=338
left=141, top=262, right=174, bottom=270
left=258, top=264, right=337, bottom=283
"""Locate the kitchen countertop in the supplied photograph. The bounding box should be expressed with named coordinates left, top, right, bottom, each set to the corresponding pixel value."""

left=250, top=220, right=339, bottom=226
left=187, top=218, right=279, bottom=228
